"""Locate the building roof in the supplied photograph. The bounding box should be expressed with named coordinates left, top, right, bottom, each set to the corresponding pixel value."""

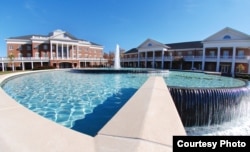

left=8, top=35, right=45, bottom=40
left=125, top=41, right=203, bottom=54
left=7, top=30, right=102, bottom=46
left=125, top=48, right=138, bottom=54
left=166, top=41, right=203, bottom=49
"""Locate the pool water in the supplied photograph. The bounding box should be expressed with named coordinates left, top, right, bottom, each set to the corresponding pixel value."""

left=164, top=71, right=246, bottom=88
left=2, top=70, right=148, bottom=135
left=1, top=70, right=249, bottom=136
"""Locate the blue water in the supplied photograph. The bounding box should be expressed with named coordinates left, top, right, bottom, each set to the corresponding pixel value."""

left=164, top=71, right=246, bottom=88
left=1, top=70, right=249, bottom=136
left=2, top=70, right=148, bottom=136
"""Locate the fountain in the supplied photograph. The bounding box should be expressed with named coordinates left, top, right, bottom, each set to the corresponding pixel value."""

left=2, top=70, right=250, bottom=136
left=114, top=44, right=121, bottom=69
left=164, top=72, right=249, bottom=127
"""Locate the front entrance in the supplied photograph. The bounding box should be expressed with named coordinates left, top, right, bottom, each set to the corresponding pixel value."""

left=220, top=64, right=231, bottom=74
left=59, top=62, right=72, bottom=68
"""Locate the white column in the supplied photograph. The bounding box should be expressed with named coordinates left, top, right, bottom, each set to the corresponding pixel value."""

left=72, top=45, right=74, bottom=59
left=231, top=46, right=236, bottom=75
left=77, top=45, right=79, bottom=59
left=216, top=47, right=221, bottom=72
left=191, top=56, right=194, bottom=69
left=202, top=47, right=206, bottom=71
left=67, top=44, right=69, bottom=59
left=22, top=62, right=25, bottom=71
left=12, top=63, right=14, bottom=71
left=50, top=42, right=53, bottom=59
left=31, top=62, right=34, bottom=69
left=2, top=62, right=4, bottom=72
left=56, top=43, right=58, bottom=59
left=145, top=52, right=147, bottom=68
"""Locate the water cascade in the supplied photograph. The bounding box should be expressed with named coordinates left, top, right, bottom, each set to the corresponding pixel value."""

left=114, top=44, right=121, bottom=69
left=168, top=86, right=249, bottom=126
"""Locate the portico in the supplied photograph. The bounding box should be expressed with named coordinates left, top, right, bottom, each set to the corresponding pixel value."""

left=137, top=39, right=169, bottom=69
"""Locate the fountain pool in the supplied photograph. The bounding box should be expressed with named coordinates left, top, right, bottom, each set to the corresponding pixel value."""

left=1, top=70, right=249, bottom=136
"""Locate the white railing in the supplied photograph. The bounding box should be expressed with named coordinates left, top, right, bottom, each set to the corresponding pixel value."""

left=0, top=57, right=108, bottom=62
left=0, top=57, right=50, bottom=61
left=120, top=55, right=250, bottom=62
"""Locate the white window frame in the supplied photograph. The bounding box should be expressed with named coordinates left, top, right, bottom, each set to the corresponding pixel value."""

left=9, top=45, right=13, bottom=50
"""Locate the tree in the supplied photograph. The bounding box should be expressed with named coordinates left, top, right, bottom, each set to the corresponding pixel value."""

left=236, top=64, right=245, bottom=73
left=8, top=53, right=15, bottom=71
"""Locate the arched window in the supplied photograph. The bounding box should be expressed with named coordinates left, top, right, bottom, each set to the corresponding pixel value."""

left=223, top=35, right=231, bottom=40
left=148, top=43, right=152, bottom=47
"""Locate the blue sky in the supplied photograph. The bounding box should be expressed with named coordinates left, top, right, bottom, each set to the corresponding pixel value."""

left=0, top=0, right=250, bottom=57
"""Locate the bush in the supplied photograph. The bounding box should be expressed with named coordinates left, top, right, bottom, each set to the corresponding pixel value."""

left=33, top=66, right=56, bottom=70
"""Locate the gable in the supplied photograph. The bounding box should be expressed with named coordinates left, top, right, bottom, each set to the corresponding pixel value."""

left=137, top=38, right=169, bottom=51
left=49, top=30, right=77, bottom=40
left=203, top=27, right=250, bottom=42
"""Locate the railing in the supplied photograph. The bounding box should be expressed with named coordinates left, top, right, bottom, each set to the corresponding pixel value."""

left=120, top=55, right=250, bottom=62
left=0, top=57, right=108, bottom=62
left=0, top=57, right=50, bottom=61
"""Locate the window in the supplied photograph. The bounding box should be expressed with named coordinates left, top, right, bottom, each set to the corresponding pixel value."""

left=27, top=53, right=31, bottom=57
left=209, top=51, right=215, bottom=57
left=188, top=51, right=192, bottom=56
left=223, top=35, right=231, bottom=40
left=43, top=44, right=48, bottom=50
left=27, top=45, right=31, bottom=50
left=34, top=45, right=38, bottom=49
left=223, top=50, right=229, bottom=58
left=148, top=43, right=152, bottom=47
left=177, top=52, right=182, bottom=56
left=9, top=45, right=13, bottom=50
left=238, top=50, right=244, bottom=58
left=18, top=45, right=22, bottom=51
left=35, top=52, right=39, bottom=57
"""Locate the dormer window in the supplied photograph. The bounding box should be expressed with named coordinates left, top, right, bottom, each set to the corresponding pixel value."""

left=223, top=35, right=231, bottom=40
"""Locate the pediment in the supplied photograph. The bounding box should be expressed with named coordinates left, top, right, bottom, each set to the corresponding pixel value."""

left=50, top=33, right=73, bottom=40
left=137, top=38, right=169, bottom=50
left=203, top=27, right=250, bottom=42
left=49, top=29, right=77, bottom=40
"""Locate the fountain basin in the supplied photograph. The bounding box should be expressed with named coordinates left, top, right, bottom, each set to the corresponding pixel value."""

left=163, top=71, right=249, bottom=126
left=71, top=68, right=166, bottom=74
